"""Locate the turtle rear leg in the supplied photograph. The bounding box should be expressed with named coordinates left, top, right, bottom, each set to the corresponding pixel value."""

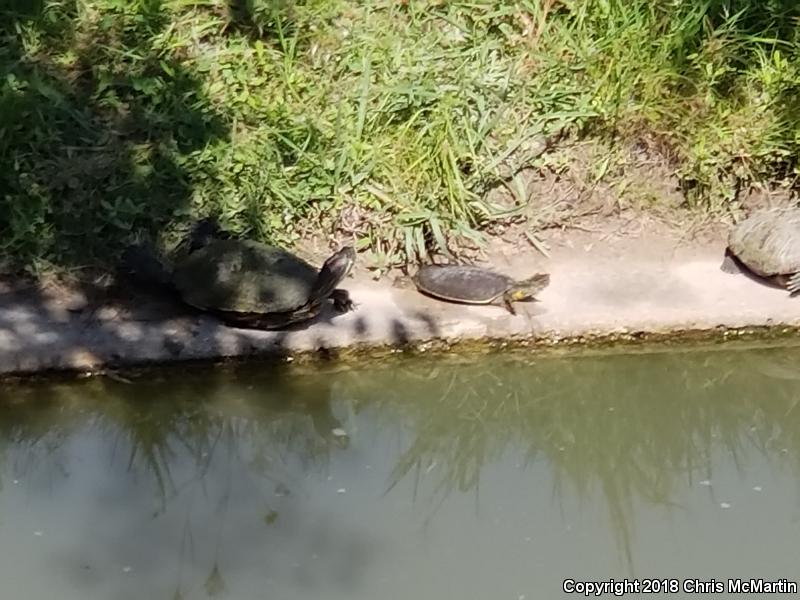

left=331, top=289, right=356, bottom=313
left=787, top=273, right=800, bottom=296
left=720, top=248, right=743, bottom=275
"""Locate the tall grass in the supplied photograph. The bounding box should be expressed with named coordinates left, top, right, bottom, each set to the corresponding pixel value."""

left=1, top=0, right=799, bottom=275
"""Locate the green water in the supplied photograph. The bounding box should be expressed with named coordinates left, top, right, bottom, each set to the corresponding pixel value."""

left=3, top=344, right=800, bottom=599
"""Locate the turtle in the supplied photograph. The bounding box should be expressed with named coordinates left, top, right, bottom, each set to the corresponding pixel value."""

left=395, top=264, right=550, bottom=314
left=119, top=219, right=356, bottom=329
left=720, top=207, right=800, bottom=295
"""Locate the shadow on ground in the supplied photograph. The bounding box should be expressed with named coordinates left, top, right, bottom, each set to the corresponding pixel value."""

left=0, top=1, right=225, bottom=272
left=0, top=1, right=445, bottom=373
left=0, top=273, right=443, bottom=375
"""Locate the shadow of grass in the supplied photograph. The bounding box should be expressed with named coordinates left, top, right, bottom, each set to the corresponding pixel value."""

left=0, top=0, right=227, bottom=275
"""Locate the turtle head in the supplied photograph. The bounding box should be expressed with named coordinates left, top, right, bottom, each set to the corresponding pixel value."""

left=510, top=272, right=550, bottom=300
left=323, top=246, right=356, bottom=282
left=308, top=246, right=356, bottom=303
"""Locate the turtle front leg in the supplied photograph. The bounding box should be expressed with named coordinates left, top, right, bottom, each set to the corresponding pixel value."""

left=502, top=294, right=517, bottom=315
left=331, top=289, right=356, bottom=313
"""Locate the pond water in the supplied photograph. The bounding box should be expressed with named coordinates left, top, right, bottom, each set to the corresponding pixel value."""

left=2, top=343, right=800, bottom=599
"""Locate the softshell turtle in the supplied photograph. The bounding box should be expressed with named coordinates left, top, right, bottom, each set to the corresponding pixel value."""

left=120, top=219, right=356, bottom=329
left=395, top=264, right=550, bottom=314
left=720, top=208, right=800, bottom=295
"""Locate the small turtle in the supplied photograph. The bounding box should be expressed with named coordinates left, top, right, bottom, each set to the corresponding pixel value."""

left=395, top=264, right=550, bottom=314
left=120, top=219, right=356, bottom=329
left=720, top=208, right=800, bottom=295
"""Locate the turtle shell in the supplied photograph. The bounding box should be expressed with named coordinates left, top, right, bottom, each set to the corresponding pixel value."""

left=728, top=208, right=800, bottom=277
left=413, top=265, right=513, bottom=303
left=172, top=239, right=318, bottom=313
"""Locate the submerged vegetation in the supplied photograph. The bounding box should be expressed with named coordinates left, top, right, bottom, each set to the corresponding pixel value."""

left=1, top=0, right=799, bottom=275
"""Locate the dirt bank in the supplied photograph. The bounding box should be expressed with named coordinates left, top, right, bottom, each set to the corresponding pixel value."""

left=2, top=216, right=800, bottom=378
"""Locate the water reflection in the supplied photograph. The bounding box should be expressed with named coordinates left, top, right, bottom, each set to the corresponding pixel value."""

left=2, top=343, right=800, bottom=597
left=0, top=370, right=356, bottom=599
left=325, top=345, right=800, bottom=573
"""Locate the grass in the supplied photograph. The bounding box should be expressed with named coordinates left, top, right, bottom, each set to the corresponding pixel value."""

left=1, top=0, right=800, bottom=277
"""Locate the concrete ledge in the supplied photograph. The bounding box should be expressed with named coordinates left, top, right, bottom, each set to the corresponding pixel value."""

left=2, top=236, right=800, bottom=376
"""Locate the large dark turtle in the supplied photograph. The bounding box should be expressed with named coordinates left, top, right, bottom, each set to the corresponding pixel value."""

left=720, top=208, right=800, bottom=295
left=396, top=264, right=550, bottom=314
left=120, top=220, right=356, bottom=329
